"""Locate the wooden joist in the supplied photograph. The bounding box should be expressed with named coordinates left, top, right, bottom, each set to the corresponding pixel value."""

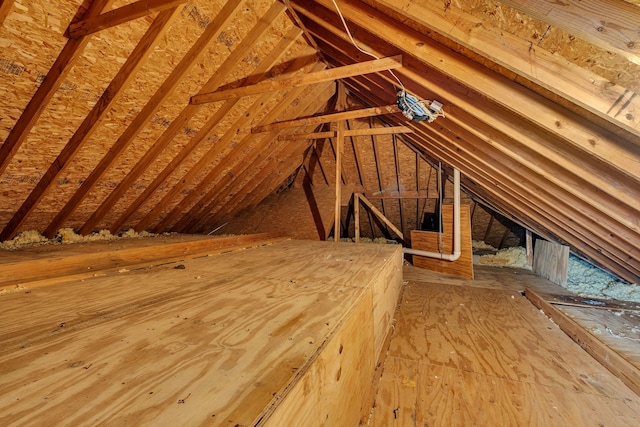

left=67, top=0, right=187, bottom=38
left=525, top=288, right=640, bottom=397
left=42, top=0, right=250, bottom=238
left=252, top=104, right=400, bottom=133
left=190, top=55, right=402, bottom=104
left=0, top=8, right=181, bottom=242
left=277, top=125, right=412, bottom=140
left=0, top=0, right=113, bottom=178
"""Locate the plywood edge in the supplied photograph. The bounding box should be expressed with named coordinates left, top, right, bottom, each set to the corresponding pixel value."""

left=525, top=288, right=640, bottom=396
left=0, top=233, right=287, bottom=291
left=255, top=286, right=372, bottom=425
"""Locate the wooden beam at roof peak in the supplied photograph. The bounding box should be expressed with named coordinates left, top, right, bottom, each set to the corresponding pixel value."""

left=252, top=104, right=401, bottom=133
left=190, top=55, right=403, bottom=104
left=67, top=0, right=187, bottom=38
left=278, top=125, right=412, bottom=140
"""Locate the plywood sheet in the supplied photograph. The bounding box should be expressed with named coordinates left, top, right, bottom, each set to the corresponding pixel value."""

left=0, top=240, right=402, bottom=426
left=372, top=280, right=640, bottom=426
left=533, top=239, right=570, bottom=287
left=410, top=204, right=473, bottom=280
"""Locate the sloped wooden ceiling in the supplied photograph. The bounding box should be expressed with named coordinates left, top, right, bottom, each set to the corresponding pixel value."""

left=0, top=0, right=639, bottom=285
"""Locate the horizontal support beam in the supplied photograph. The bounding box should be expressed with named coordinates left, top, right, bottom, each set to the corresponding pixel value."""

left=191, top=55, right=402, bottom=104
left=278, top=125, right=412, bottom=140
left=67, top=0, right=186, bottom=38
left=253, top=104, right=400, bottom=133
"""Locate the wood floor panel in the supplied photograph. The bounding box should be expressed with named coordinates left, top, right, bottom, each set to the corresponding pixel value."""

left=374, top=278, right=640, bottom=426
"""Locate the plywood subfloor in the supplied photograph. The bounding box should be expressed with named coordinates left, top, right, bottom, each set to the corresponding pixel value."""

left=371, top=269, right=640, bottom=426
left=0, top=240, right=401, bottom=426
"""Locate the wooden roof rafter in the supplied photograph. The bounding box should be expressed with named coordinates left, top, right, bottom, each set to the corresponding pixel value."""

left=67, top=0, right=188, bottom=38
left=373, top=0, right=640, bottom=138
left=41, top=0, right=250, bottom=238
left=80, top=1, right=289, bottom=235
left=0, top=6, right=182, bottom=242
left=176, top=79, right=335, bottom=233
left=0, top=0, right=114, bottom=179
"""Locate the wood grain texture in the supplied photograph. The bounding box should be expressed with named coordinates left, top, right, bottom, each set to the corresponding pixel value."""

left=533, top=239, right=570, bottom=287
left=526, top=288, right=640, bottom=396
left=372, top=279, right=640, bottom=425
left=0, top=233, right=285, bottom=290
left=0, top=240, right=402, bottom=426
left=410, top=204, right=474, bottom=279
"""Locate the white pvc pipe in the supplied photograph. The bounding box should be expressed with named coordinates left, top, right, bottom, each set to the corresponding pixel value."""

left=403, top=168, right=461, bottom=261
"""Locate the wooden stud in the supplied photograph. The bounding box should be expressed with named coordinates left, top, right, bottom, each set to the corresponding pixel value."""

left=392, top=134, right=404, bottom=238
left=369, top=117, right=390, bottom=238
left=0, top=0, right=113, bottom=178
left=67, top=0, right=187, bottom=38
left=190, top=55, right=402, bottom=104
left=526, top=229, right=534, bottom=266
left=42, top=0, right=250, bottom=238
left=355, top=193, right=360, bottom=243
left=0, top=8, right=181, bottom=242
left=334, top=119, right=344, bottom=242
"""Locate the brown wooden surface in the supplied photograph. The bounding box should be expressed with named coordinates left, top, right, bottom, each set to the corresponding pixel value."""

left=533, top=239, right=570, bottom=287
left=0, top=233, right=286, bottom=290
left=526, top=288, right=640, bottom=397
left=371, top=276, right=640, bottom=426
left=0, top=240, right=402, bottom=426
left=410, top=204, right=473, bottom=279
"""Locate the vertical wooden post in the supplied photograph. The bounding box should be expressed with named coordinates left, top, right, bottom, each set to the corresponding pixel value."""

left=355, top=193, right=360, bottom=243
left=334, top=119, right=344, bottom=242
left=526, top=229, right=533, bottom=266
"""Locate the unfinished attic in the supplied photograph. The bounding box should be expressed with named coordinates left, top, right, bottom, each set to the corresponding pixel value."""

left=1, top=0, right=640, bottom=424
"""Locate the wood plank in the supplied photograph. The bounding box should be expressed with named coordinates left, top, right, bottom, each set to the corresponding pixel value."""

left=79, top=2, right=287, bottom=235
left=0, top=8, right=181, bottom=242
left=354, top=193, right=360, bottom=243
left=410, top=205, right=474, bottom=280
left=251, top=104, right=400, bottom=133
left=0, top=0, right=113, bottom=178
left=277, top=125, right=412, bottom=140
left=358, top=194, right=404, bottom=239
left=526, top=288, right=640, bottom=396
left=533, top=239, right=570, bottom=287
left=0, top=240, right=401, bottom=426
left=67, top=0, right=186, bottom=38
left=378, top=280, right=640, bottom=424
left=0, top=233, right=286, bottom=291
left=0, top=0, right=14, bottom=26
left=190, top=55, right=402, bottom=104
left=499, top=0, right=640, bottom=64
